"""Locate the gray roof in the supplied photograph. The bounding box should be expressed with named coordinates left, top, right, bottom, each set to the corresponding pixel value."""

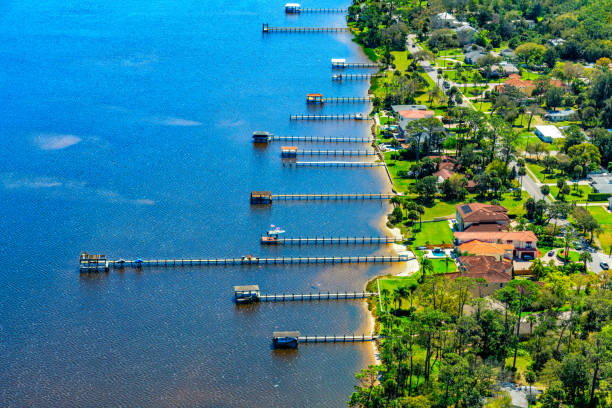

left=391, top=104, right=428, bottom=113
left=273, top=331, right=300, bottom=338
left=464, top=51, right=487, bottom=63
left=590, top=174, right=612, bottom=194
left=234, top=285, right=260, bottom=292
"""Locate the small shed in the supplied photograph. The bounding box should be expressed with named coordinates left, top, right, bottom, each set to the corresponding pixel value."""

left=331, top=58, right=346, bottom=68
left=250, top=191, right=272, bottom=204
left=252, top=131, right=272, bottom=143
left=281, top=146, right=298, bottom=157
left=273, top=331, right=300, bottom=348
left=306, top=93, right=323, bottom=104
left=233, top=285, right=260, bottom=303
left=285, top=3, right=301, bottom=13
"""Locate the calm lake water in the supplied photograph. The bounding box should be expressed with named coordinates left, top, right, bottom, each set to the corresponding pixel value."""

left=0, top=1, right=399, bottom=406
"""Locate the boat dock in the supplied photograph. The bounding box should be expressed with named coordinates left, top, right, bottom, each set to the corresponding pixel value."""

left=272, top=331, right=379, bottom=348
left=285, top=4, right=347, bottom=13
left=306, top=94, right=372, bottom=104
left=332, top=74, right=379, bottom=81
left=290, top=114, right=368, bottom=120
left=253, top=131, right=372, bottom=143
left=80, top=253, right=409, bottom=271
left=233, top=285, right=375, bottom=303
left=280, top=147, right=376, bottom=157
left=262, top=24, right=348, bottom=33
left=261, top=236, right=396, bottom=245
left=290, top=161, right=384, bottom=167
left=331, top=59, right=381, bottom=68
left=250, top=191, right=396, bottom=203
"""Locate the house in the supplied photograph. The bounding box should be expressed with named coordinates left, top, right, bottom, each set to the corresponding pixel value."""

left=444, top=256, right=513, bottom=296
left=453, top=231, right=538, bottom=260
left=549, top=38, right=566, bottom=47
left=487, top=62, right=519, bottom=77
left=496, top=74, right=564, bottom=96
left=464, top=50, right=487, bottom=65
left=398, top=109, right=435, bottom=121
left=545, top=109, right=576, bottom=122
left=453, top=23, right=477, bottom=45
left=431, top=12, right=459, bottom=29
left=391, top=104, right=428, bottom=114
left=500, top=48, right=515, bottom=58
left=535, top=125, right=564, bottom=143
left=458, top=240, right=514, bottom=260
left=455, top=203, right=510, bottom=231
left=589, top=173, right=612, bottom=195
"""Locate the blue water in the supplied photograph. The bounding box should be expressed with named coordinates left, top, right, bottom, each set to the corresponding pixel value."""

left=0, top=1, right=399, bottom=406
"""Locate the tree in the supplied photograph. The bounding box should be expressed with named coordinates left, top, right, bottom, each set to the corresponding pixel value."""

left=540, top=185, right=550, bottom=196
left=407, top=210, right=419, bottom=226
left=546, top=87, right=564, bottom=111
left=419, top=258, right=433, bottom=284
left=526, top=104, right=545, bottom=131
left=515, top=42, right=546, bottom=65
left=559, top=353, right=589, bottom=404
left=440, top=173, right=468, bottom=200
left=579, top=251, right=593, bottom=273
left=530, top=258, right=545, bottom=281
left=413, top=176, right=438, bottom=202
left=349, top=365, right=383, bottom=407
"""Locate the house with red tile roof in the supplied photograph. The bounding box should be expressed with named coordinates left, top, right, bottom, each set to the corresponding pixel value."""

left=444, top=255, right=513, bottom=296
left=496, top=74, right=564, bottom=96
left=454, top=230, right=538, bottom=260
left=455, top=203, right=510, bottom=231
left=458, top=240, right=514, bottom=260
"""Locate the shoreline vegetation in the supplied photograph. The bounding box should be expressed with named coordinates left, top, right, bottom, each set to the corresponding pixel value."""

left=346, top=1, right=612, bottom=407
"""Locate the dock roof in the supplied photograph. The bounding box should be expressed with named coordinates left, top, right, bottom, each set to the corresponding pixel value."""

left=273, top=331, right=300, bottom=338
left=234, top=285, right=260, bottom=292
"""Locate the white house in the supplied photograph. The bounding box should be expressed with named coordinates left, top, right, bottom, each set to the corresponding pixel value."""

left=545, top=109, right=575, bottom=122
left=454, top=23, right=477, bottom=45
left=432, top=12, right=459, bottom=29
left=535, top=125, right=564, bottom=143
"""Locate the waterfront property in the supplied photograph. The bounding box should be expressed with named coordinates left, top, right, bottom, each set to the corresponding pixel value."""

left=455, top=203, right=510, bottom=232
left=446, top=255, right=513, bottom=296
left=457, top=240, right=514, bottom=260
left=453, top=231, right=538, bottom=260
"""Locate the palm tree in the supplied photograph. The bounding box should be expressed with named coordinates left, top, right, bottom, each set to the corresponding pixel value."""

left=579, top=251, right=593, bottom=273
left=529, top=258, right=545, bottom=280
left=380, top=288, right=391, bottom=312
left=563, top=228, right=576, bottom=265
left=420, top=258, right=434, bottom=283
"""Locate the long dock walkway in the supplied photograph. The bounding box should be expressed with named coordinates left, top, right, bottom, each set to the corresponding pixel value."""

left=333, top=74, right=379, bottom=81
left=299, top=334, right=379, bottom=343
left=271, top=136, right=373, bottom=143
left=261, top=236, right=396, bottom=245
left=298, top=8, right=347, bottom=13
left=291, top=161, right=384, bottom=167
left=290, top=114, right=368, bottom=120
left=260, top=292, right=375, bottom=301
left=319, top=97, right=372, bottom=103
left=289, top=150, right=376, bottom=156
left=263, top=24, right=348, bottom=33
left=332, top=62, right=381, bottom=68
left=97, top=255, right=408, bottom=270
left=270, top=193, right=395, bottom=201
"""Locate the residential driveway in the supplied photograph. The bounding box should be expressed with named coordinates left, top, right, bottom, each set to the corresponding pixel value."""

left=589, top=251, right=612, bottom=274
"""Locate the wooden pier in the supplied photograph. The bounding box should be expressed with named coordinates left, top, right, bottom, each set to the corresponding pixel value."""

left=290, top=114, right=368, bottom=120
left=332, top=74, right=379, bottom=81
left=251, top=191, right=396, bottom=203
left=282, top=148, right=376, bottom=157
left=306, top=95, right=372, bottom=104
left=263, top=24, right=348, bottom=33
left=272, top=331, right=378, bottom=348
left=233, top=285, right=375, bottom=303
left=261, top=236, right=396, bottom=245
left=331, top=60, right=381, bottom=69
left=271, top=135, right=373, bottom=143
left=285, top=5, right=347, bottom=13
left=78, top=254, right=410, bottom=271
left=291, top=161, right=384, bottom=167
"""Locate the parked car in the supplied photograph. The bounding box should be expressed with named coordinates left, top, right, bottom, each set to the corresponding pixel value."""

left=523, top=254, right=534, bottom=261
left=547, top=250, right=554, bottom=257
left=600, top=262, right=609, bottom=270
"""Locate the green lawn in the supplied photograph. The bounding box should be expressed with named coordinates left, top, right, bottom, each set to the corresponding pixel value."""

left=521, top=71, right=541, bottom=80
left=430, top=258, right=458, bottom=273
left=475, top=101, right=492, bottom=113
left=549, top=185, right=593, bottom=200
left=526, top=162, right=562, bottom=184
left=384, top=155, right=417, bottom=193
left=557, top=250, right=581, bottom=263
left=410, top=221, right=454, bottom=247
left=390, top=50, right=409, bottom=71
left=587, top=206, right=612, bottom=251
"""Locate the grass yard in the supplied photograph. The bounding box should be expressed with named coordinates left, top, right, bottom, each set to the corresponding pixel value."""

left=587, top=206, right=612, bottom=251
left=526, top=162, right=562, bottom=183
left=430, top=258, right=458, bottom=273
left=557, top=250, right=581, bottom=263
left=521, top=71, right=541, bottom=80
left=390, top=50, right=409, bottom=71
left=410, top=221, right=454, bottom=247
left=475, top=101, right=492, bottom=113
left=549, top=184, right=593, bottom=200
